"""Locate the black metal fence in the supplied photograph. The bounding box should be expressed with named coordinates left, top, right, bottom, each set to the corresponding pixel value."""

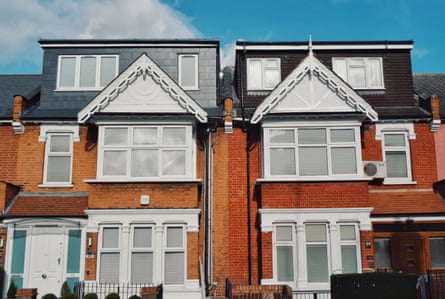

left=428, top=270, right=445, bottom=299
left=293, top=290, right=331, bottom=299
left=74, top=282, right=158, bottom=299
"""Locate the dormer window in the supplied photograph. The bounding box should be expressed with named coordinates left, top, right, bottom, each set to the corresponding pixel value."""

left=57, top=55, right=118, bottom=90
left=247, top=58, right=281, bottom=91
left=332, top=57, right=384, bottom=90
left=178, top=54, right=199, bottom=90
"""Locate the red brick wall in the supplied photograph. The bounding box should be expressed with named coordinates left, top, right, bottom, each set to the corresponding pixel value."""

left=0, top=125, right=18, bottom=182
left=84, top=232, right=98, bottom=280
left=360, top=230, right=375, bottom=271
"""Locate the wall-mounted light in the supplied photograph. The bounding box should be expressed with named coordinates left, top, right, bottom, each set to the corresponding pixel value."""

left=87, top=237, right=92, bottom=248
left=0, top=237, right=3, bottom=248
left=365, top=241, right=372, bottom=248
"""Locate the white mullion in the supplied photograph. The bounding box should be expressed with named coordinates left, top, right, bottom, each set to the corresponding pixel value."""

left=95, top=56, right=101, bottom=89
left=74, top=56, right=81, bottom=89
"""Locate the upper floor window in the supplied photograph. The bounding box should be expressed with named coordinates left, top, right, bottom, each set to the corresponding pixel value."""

left=39, top=125, right=79, bottom=187
left=247, top=58, right=281, bottom=91
left=263, top=124, right=361, bottom=180
left=178, top=54, right=199, bottom=90
left=376, top=123, right=415, bottom=184
left=57, top=55, right=118, bottom=90
left=332, top=57, right=384, bottom=90
left=98, top=125, right=194, bottom=180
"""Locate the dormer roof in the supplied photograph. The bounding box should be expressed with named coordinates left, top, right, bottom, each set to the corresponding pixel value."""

left=78, top=53, right=208, bottom=123
left=250, top=52, right=378, bottom=124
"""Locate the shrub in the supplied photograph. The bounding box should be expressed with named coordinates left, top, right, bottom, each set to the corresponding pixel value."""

left=105, top=293, right=120, bottom=299
left=128, top=295, right=141, bottom=299
left=7, top=281, right=17, bottom=299
left=41, top=293, right=58, bottom=299
left=63, top=293, right=78, bottom=299
left=83, top=293, right=98, bottom=299
left=61, top=281, right=72, bottom=297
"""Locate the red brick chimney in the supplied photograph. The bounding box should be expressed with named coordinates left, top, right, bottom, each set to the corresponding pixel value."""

left=12, top=95, right=24, bottom=134
left=431, top=94, right=441, bottom=132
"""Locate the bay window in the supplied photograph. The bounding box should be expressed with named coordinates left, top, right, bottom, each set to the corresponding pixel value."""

left=99, top=125, right=193, bottom=180
left=306, top=224, right=329, bottom=283
left=131, top=226, right=154, bottom=283
left=275, top=225, right=295, bottom=282
left=339, top=225, right=358, bottom=273
left=99, top=227, right=120, bottom=283
left=264, top=124, right=361, bottom=179
left=164, top=226, right=185, bottom=285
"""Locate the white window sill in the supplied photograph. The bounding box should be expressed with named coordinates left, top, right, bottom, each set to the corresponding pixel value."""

left=383, top=178, right=416, bottom=185
left=257, top=176, right=373, bottom=183
left=84, top=178, right=202, bottom=184
left=38, top=183, right=74, bottom=188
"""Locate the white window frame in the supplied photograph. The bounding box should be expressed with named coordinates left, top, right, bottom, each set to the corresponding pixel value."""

left=332, top=57, right=384, bottom=90
left=259, top=208, right=369, bottom=290
left=262, top=121, right=362, bottom=181
left=376, top=123, right=416, bottom=185
left=129, top=225, right=154, bottom=283
left=338, top=224, right=360, bottom=274
left=163, top=225, right=186, bottom=285
left=56, top=55, right=118, bottom=91
left=305, top=223, right=330, bottom=284
left=39, top=125, right=79, bottom=188
left=178, top=54, right=199, bottom=90
left=99, top=226, right=121, bottom=283
left=247, top=58, right=281, bottom=91
left=273, top=224, right=296, bottom=283
left=97, top=124, right=195, bottom=181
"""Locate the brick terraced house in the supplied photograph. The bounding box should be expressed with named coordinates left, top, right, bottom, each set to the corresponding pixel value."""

left=0, top=38, right=444, bottom=299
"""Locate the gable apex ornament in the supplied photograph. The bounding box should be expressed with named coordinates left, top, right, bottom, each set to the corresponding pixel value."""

left=78, top=53, right=207, bottom=123
left=250, top=52, right=378, bottom=124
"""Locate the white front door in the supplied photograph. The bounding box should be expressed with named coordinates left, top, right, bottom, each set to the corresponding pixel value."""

left=29, top=228, right=64, bottom=297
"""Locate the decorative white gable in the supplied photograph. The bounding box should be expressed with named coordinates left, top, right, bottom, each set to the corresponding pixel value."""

left=250, top=53, right=378, bottom=124
left=78, top=53, right=207, bottom=123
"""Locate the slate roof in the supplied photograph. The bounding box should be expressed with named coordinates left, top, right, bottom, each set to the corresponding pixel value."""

left=4, top=193, right=88, bottom=218
left=369, top=190, right=445, bottom=217
left=413, top=73, right=445, bottom=117
left=0, top=74, right=41, bottom=120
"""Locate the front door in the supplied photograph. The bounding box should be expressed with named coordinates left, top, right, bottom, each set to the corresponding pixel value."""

left=29, top=228, right=65, bottom=297
left=392, top=237, right=425, bottom=275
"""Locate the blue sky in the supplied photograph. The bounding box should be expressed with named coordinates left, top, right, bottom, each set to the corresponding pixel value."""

left=0, top=0, right=443, bottom=74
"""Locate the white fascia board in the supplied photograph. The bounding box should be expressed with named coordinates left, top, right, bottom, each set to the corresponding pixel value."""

left=41, top=42, right=216, bottom=48
left=236, top=44, right=413, bottom=51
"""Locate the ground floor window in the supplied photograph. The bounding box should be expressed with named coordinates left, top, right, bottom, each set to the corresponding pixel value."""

left=261, top=208, right=370, bottom=289
left=430, top=237, right=445, bottom=268
left=374, top=238, right=392, bottom=270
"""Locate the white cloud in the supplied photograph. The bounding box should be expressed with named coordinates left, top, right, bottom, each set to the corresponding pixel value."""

left=412, top=47, right=430, bottom=59
left=221, top=41, right=236, bottom=68
left=0, top=0, right=201, bottom=73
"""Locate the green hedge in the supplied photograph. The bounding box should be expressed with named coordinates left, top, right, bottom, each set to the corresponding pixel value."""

left=331, top=272, right=417, bottom=299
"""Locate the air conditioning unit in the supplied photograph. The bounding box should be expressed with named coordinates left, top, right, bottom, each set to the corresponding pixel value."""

left=363, top=161, right=386, bottom=178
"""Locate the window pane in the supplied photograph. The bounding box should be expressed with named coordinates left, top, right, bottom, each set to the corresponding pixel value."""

left=247, top=60, right=262, bottom=90
left=102, top=228, right=119, bottom=248
left=134, top=227, right=152, bottom=248
left=11, top=231, right=26, bottom=274
left=299, top=147, right=328, bottom=176
left=340, top=225, right=356, bottom=241
left=104, top=128, right=128, bottom=146
left=270, top=148, right=296, bottom=175
left=269, top=129, right=294, bottom=144
left=374, top=238, right=392, bottom=269
left=100, top=56, right=116, bottom=87
left=67, top=230, right=81, bottom=274
left=306, top=224, right=327, bottom=242
left=180, top=56, right=196, bottom=88
left=430, top=237, right=445, bottom=268
left=298, top=129, right=326, bottom=144
left=59, top=57, right=76, bottom=88
left=349, top=66, right=366, bottom=88
left=331, top=129, right=355, bottom=143
left=162, top=150, right=185, bottom=175
left=385, top=151, right=408, bottom=177
left=163, top=127, right=186, bottom=145
left=165, top=252, right=184, bottom=284
left=131, top=149, right=158, bottom=177
left=100, top=253, right=120, bottom=283
left=131, top=252, right=153, bottom=283
left=80, top=57, right=97, bottom=88
left=384, top=134, right=405, bottom=147
left=341, top=245, right=358, bottom=273
left=133, top=127, right=157, bottom=145
left=368, top=58, right=383, bottom=87
left=167, top=227, right=183, bottom=248
left=264, top=68, right=280, bottom=89
left=50, top=135, right=70, bottom=152
left=276, top=226, right=293, bottom=242
left=277, top=246, right=294, bottom=281
left=47, top=156, right=71, bottom=182
left=307, top=245, right=329, bottom=282
left=332, top=147, right=357, bottom=174
left=103, top=151, right=127, bottom=176
left=332, top=59, right=347, bottom=82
